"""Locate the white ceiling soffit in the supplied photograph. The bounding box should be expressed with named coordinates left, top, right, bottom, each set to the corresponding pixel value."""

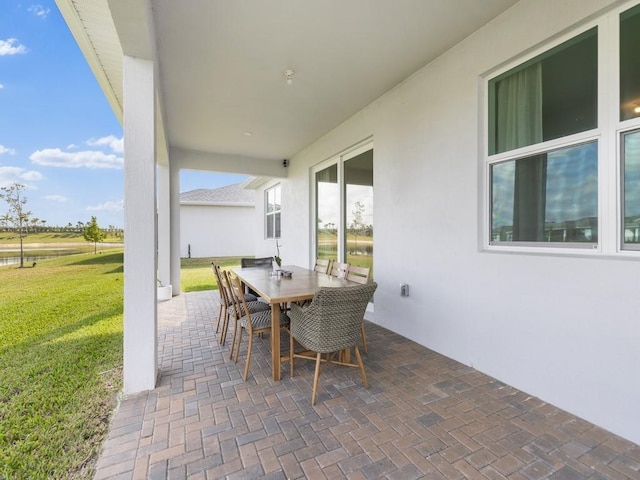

left=58, top=0, right=520, bottom=164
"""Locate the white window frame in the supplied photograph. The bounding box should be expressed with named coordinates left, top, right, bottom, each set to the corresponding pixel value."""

left=481, top=1, right=640, bottom=258
left=265, top=184, right=281, bottom=239
left=310, top=138, right=373, bottom=266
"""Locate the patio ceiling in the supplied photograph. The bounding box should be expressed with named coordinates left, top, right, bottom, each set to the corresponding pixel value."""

left=57, top=0, right=519, bottom=165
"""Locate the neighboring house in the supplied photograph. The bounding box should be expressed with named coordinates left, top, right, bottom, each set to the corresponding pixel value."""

left=57, top=0, right=640, bottom=445
left=180, top=183, right=255, bottom=258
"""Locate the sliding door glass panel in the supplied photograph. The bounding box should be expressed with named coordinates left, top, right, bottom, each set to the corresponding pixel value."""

left=623, top=130, right=640, bottom=248
left=491, top=141, right=598, bottom=244
left=621, top=4, right=640, bottom=121
left=345, top=150, right=373, bottom=274
left=316, top=164, right=339, bottom=260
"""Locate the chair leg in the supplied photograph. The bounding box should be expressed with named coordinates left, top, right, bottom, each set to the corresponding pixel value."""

left=234, top=326, right=244, bottom=363
left=220, top=311, right=230, bottom=346
left=229, top=316, right=239, bottom=360
left=311, top=352, right=322, bottom=406
left=354, top=346, right=368, bottom=389
left=360, top=323, right=368, bottom=354
left=243, top=333, right=254, bottom=381
left=289, top=335, right=295, bottom=378
left=215, top=305, right=223, bottom=334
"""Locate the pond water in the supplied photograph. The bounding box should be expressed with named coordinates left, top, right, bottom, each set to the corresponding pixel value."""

left=0, top=244, right=122, bottom=267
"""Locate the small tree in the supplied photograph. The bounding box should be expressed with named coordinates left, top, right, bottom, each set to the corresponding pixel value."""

left=0, top=182, right=32, bottom=268
left=83, top=216, right=106, bottom=254
left=350, top=201, right=365, bottom=254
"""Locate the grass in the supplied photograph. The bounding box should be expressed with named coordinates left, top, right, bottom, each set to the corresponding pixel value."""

left=180, top=256, right=243, bottom=292
left=0, top=250, right=124, bottom=479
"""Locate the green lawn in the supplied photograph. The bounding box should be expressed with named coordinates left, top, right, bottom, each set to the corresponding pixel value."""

left=180, top=256, right=243, bottom=292
left=0, top=250, right=124, bottom=479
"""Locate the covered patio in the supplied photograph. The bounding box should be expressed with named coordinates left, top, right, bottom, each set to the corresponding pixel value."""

left=93, top=292, right=639, bottom=479
left=56, top=0, right=640, bottom=454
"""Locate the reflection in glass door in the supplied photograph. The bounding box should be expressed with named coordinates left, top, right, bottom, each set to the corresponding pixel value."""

left=345, top=150, right=373, bottom=273
left=314, top=143, right=373, bottom=275
left=315, top=164, right=339, bottom=261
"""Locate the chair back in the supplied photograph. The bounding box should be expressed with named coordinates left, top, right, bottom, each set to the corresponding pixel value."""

left=212, top=263, right=230, bottom=306
left=346, top=264, right=370, bottom=285
left=290, top=282, right=377, bottom=353
left=241, top=257, right=273, bottom=268
left=329, top=261, right=349, bottom=279
left=313, top=258, right=331, bottom=274
left=228, top=273, right=253, bottom=329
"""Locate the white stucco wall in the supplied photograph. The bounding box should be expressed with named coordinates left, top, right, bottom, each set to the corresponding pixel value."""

left=180, top=204, right=255, bottom=258
left=255, top=0, right=640, bottom=444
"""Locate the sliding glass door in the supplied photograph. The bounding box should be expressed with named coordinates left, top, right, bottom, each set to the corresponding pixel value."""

left=313, top=142, right=373, bottom=274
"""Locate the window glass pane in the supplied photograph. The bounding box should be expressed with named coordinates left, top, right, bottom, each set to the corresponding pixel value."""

left=266, top=189, right=274, bottom=213
left=345, top=150, right=373, bottom=274
left=274, top=212, right=281, bottom=238
left=623, top=130, right=640, bottom=245
left=266, top=215, right=274, bottom=238
left=316, top=164, right=338, bottom=260
left=491, top=141, right=598, bottom=243
left=489, top=29, right=597, bottom=155
left=274, top=185, right=281, bottom=212
left=621, top=4, right=640, bottom=121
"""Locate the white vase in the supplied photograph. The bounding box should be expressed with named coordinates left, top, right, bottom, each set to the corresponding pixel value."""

left=157, top=285, right=172, bottom=301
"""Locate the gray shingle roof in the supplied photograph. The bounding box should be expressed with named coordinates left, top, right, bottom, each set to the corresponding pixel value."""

left=180, top=183, right=255, bottom=205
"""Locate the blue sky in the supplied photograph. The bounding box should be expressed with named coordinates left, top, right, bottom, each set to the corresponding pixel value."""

left=0, top=2, right=245, bottom=229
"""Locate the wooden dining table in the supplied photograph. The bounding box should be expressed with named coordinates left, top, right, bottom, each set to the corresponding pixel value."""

left=233, top=264, right=356, bottom=380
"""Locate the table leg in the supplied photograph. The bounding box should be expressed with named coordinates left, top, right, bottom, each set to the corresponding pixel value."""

left=271, top=302, right=281, bottom=380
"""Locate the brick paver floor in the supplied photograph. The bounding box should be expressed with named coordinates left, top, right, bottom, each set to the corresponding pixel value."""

left=93, top=291, right=640, bottom=479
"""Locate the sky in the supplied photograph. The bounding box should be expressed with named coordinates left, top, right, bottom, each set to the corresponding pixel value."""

left=0, top=1, right=245, bottom=229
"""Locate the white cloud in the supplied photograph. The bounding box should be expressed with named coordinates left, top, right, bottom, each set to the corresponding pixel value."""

left=0, top=83, right=4, bottom=89
left=0, top=38, right=27, bottom=56
left=0, top=166, right=43, bottom=188
left=87, top=135, right=123, bottom=154
left=0, top=144, right=16, bottom=155
left=28, top=5, right=50, bottom=18
left=67, top=144, right=78, bottom=150
left=43, top=194, right=67, bottom=203
left=87, top=200, right=124, bottom=212
left=30, top=148, right=123, bottom=169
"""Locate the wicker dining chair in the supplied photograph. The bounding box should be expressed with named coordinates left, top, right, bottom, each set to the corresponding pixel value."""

left=289, top=282, right=377, bottom=405
left=345, top=264, right=372, bottom=353
left=228, top=273, right=290, bottom=381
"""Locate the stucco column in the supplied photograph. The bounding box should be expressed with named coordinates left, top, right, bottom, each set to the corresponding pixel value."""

left=123, top=55, right=157, bottom=394
left=169, top=161, right=181, bottom=293
left=157, top=163, right=171, bottom=290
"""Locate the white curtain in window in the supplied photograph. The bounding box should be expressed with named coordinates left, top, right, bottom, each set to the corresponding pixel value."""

left=496, top=63, right=543, bottom=152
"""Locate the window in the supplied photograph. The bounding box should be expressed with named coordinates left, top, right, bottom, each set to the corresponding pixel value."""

left=265, top=184, right=281, bottom=239
left=488, top=28, right=598, bottom=247
left=622, top=130, right=640, bottom=249
left=313, top=141, right=373, bottom=271
left=620, top=4, right=640, bottom=122
left=487, top=3, right=640, bottom=254
left=489, top=29, right=597, bottom=156
left=491, top=142, right=598, bottom=244
left=620, top=3, right=640, bottom=250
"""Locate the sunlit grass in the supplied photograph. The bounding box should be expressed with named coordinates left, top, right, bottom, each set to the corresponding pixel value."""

left=180, top=256, right=243, bottom=292
left=0, top=250, right=123, bottom=478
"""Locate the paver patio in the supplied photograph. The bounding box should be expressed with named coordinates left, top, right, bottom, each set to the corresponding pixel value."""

left=94, top=291, right=640, bottom=479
